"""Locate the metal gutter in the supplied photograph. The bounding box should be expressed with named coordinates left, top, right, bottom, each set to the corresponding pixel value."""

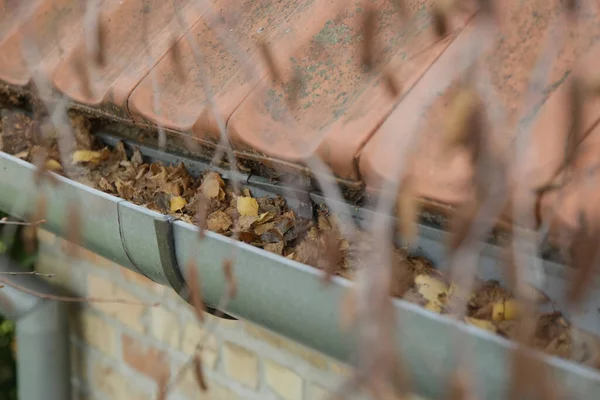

left=0, top=256, right=71, bottom=400
left=1, top=146, right=600, bottom=399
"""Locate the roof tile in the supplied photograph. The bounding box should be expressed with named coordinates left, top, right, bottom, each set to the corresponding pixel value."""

left=359, top=0, right=600, bottom=209
left=228, top=0, right=473, bottom=181
left=51, top=0, right=207, bottom=116
left=128, top=0, right=315, bottom=145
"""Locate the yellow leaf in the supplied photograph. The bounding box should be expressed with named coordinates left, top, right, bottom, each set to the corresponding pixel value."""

left=415, top=274, right=449, bottom=303
left=45, top=159, right=63, bottom=171
left=71, top=150, right=104, bottom=164
left=492, top=299, right=519, bottom=321
left=170, top=196, right=187, bottom=212
left=237, top=197, right=259, bottom=217
left=256, top=212, right=274, bottom=224
left=425, top=301, right=443, bottom=313
left=465, top=317, right=496, bottom=332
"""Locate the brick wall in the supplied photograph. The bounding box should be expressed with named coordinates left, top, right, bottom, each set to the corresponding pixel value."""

left=34, top=229, right=424, bottom=400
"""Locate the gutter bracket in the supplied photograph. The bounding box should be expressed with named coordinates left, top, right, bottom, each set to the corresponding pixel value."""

left=153, top=215, right=185, bottom=294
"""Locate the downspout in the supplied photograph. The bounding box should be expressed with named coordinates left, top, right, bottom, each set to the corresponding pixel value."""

left=0, top=256, right=70, bottom=400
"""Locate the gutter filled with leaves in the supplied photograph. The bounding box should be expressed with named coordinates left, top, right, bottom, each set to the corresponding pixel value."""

left=1, top=109, right=600, bottom=399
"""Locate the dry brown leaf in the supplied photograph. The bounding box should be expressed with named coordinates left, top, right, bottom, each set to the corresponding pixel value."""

left=186, top=260, right=205, bottom=323
left=131, top=147, right=144, bottom=165
left=98, top=177, right=115, bottom=192
left=94, top=15, right=107, bottom=67
left=508, top=345, right=561, bottom=400
left=237, top=197, right=259, bottom=217
left=264, top=241, right=284, bottom=255
left=444, top=87, right=480, bottom=151
left=65, top=201, right=82, bottom=257
left=396, top=177, right=419, bottom=245
left=169, top=196, right=187, bottom=213
left=339, top=287, right=357, bottom=331
left=22, top=194, right=47, bottom=254
left=73, top=54, right=93, bottom=99
left=446, top=370, right=474, bottom=400
left=193, top=352, right=209, bottom=391
left=361, top=5, right=378, bottom=71
left=566, top=78, right=584, bottom=164
left=382, top=70, right=402, bottom=98
left=321, top=230, right=342, bottom=284
left=206, top=210, right=232, bottom=233
left=195, top=197, right=208, bottom=239
left=163, top=182, right=181, bottom=196
left=432, top=3, right=449, bottom=37
left=258, top=39, right=282, bottom=82
left=286, top=70, right=303, bottom=107
left=236, top=215, right=258, bottom=231
left=155, top=368, right=168, bottom=400
left=170, top=36, right=186, bottom=82
left=201, top=172, right=224, bottom=198
left=223, top=258, right=237, bottom=299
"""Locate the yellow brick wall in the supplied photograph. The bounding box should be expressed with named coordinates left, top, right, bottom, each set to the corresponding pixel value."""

left=35, top=229, right=358, bottom=400
left=35, top=229, right=426, bottom=400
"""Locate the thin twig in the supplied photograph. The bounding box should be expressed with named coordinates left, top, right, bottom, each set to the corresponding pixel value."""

left=0, top=219, right=46, bottom=226
left=0, top=271, right=55, bottom=277
left=0, top=277, right=160, bottom=306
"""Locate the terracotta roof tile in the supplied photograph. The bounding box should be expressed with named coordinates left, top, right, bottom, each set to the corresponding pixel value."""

left=228, top=0, right=473, bottom=181
left=359, top=0, right=600, bottom=209
left=50, top=0, right=206, bottom=117
left=2, top=0, right=600, bottom=234
left=0, top=0, right=87, bottom=86
left=530, top=43, right=600, bottom=235
left=128, top=0, right=315, bottom=146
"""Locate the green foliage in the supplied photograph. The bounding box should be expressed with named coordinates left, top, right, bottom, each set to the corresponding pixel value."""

left=0, top=211, right=30, bottom=400
left=0, top=318, right=16, bottom=400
